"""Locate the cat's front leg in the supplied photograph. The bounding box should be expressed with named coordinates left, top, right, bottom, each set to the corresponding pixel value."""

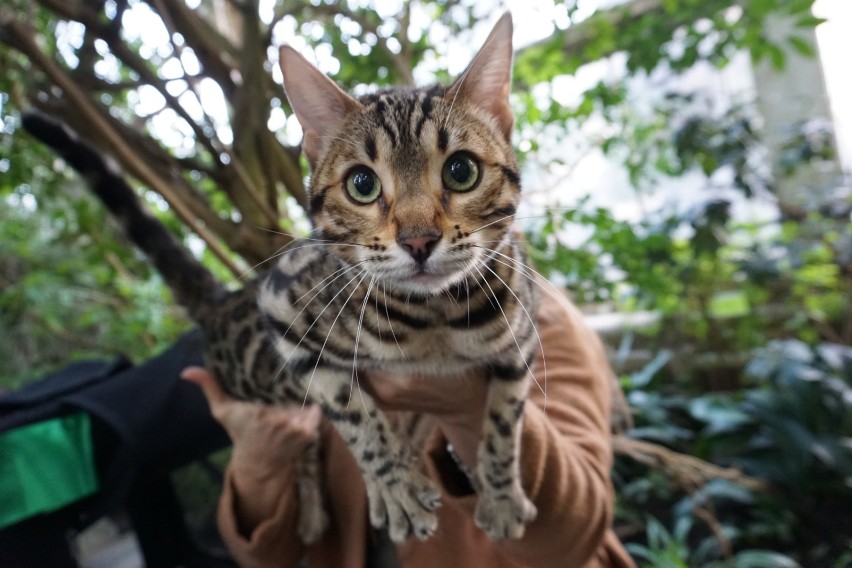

left=473, top=372, right=537, bottom=541
left=304, top=367, right=442, bottom=542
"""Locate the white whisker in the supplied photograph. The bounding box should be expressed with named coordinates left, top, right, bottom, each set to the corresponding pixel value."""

left=238, top=241, right=295, bottom=280
left=273, top=263, right=365, bottom=387
left=473, top=245, right=571, bottom=307
left=473, top=244, right=591, bottom=347
left=465, top=277, right=471, bottom=327
left=239, top=240, right=365, bottom=281
left=350, top=275, right=376, bottom=413
left=481, top=262, right=547, bottom=409
left=471, top=263, right=544, bottom=400
left=469, top=209, right=581, bottom=236
left=301, top=269, right=370, bottom=410
left=383, top=281, right=406, bottom=359
left=272, top=262, right=367, bottom=370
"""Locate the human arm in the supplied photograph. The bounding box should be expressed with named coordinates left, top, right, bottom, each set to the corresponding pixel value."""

left=181, top=367, right=321, bottom=568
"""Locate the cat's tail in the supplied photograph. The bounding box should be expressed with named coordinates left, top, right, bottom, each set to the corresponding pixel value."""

left=22, top=111, right=227, bottom=322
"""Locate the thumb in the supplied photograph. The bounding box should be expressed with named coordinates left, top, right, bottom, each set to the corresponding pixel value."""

left=181, top=366, right=231, bottom=409
left=293, top=403, right=323, bottom=431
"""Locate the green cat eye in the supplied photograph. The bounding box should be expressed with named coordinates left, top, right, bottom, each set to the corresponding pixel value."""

left=442, top=153, right=480, bottom=192
left=345, top=166, right=382, bottom=204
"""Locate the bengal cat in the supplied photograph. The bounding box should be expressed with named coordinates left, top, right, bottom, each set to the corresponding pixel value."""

left=24, top=12, right=540, bottom=546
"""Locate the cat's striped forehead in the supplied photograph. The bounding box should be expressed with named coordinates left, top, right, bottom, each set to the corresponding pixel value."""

left=311, top=84, right=514, bottom=178
left=356, top=86, right=449, bottom=153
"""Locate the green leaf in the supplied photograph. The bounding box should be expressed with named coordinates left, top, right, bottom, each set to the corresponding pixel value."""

left=794, top=15, right=827, bottom=29
left=708, top=290, right=750, bottom=319
left=730, top=551, right=801, bottom=568
left=690, top=396, right=752, bottom=433
left=787, top=35, right=815, bottom=57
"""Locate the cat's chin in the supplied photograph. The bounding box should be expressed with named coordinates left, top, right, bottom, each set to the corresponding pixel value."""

left=389, top=270, right=463, bottom=297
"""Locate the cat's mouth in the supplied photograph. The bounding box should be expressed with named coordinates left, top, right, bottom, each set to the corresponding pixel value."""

left=397, top=261, right=466, bottom=293
left=407, top=270, right=439, bottom=283
left=406, top=265, right=438, bottom=281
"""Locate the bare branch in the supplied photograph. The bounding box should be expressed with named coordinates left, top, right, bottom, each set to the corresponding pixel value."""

left=0, top=16, right=245, bottom=277
left=612, top=435, right=771, bottom=494
left=156, top=0, right=240, bottom=97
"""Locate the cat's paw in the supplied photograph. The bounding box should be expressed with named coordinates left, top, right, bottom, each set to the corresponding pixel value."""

left=474, top=488, right=537, bottom=541
left=366, top=468, right=441, bottom=543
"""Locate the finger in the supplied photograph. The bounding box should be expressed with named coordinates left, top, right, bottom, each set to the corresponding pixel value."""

left=359, top=370, right=406, bottom=404
left=286, top=404, right=323, bottom=434
left=181, top=366, right=232, bottom=410
left=293, top=407, right=322, bottom=446
left=368, top=374, right=428, bottom=410
left=301, top=404, right=323, bottom=431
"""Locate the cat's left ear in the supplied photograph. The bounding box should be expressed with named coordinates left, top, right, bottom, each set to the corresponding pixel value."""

left=449, top=12, right=514, bottom=140
left=279, top=45, right=361, bottom=169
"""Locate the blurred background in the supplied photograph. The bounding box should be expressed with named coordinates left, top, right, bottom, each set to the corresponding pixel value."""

left=1, top=0, right=850, bottom=566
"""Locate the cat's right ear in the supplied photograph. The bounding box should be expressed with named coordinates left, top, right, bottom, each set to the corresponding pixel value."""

left=279, top=46, right=361, bottom=169
left=447, top=13, right=514, bottom=141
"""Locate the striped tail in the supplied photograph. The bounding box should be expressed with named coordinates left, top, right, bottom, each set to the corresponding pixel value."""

left=22, top=111, right=226, bottom=323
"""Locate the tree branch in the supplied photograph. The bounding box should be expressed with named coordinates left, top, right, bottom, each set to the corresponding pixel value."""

left=153, top=0, right=283, bottom=229
left=612, top=434, right=771, bottom=494
left=0, top=16, right=244, bottom=277
left=156, top=0, right=240, bottom=97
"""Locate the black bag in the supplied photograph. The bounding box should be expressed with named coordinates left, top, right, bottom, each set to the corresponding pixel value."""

left=0, top=331, right=234, bottom=567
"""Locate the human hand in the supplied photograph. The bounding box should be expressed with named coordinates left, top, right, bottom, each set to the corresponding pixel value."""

left=362, top=369, right=490, bottom=469
left=181, top=366, right=322, bottom=480
left=363, top=369, right=487, bottom=424
left=182, top=366, right=322, bottom=532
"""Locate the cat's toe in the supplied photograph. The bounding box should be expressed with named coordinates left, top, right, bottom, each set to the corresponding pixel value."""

left=410, top=507, right=439, bottom=541
left=415, top=479, right=442, bottom=512
left=387, top=501, right=437, bottom=543
left=387, top=490, right=439, bottom=542
left=474, top=490, right=537, bottom=541
left=366, top=481, right=388, bottom=529
left=384, top=494, right=412, bottom=542
left=371, top=470, right=440, bottom=543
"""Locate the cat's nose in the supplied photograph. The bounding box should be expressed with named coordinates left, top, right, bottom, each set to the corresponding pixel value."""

left=397, top=230, right=442, bottom=264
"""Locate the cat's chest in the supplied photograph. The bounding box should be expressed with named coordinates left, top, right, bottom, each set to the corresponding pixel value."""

left=360, top=323, right=492, bottom=372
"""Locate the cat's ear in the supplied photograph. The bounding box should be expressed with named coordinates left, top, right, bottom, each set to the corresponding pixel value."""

left=279, top=46, right=361, bottom=168
left=448, top=12, right=514, bottom=140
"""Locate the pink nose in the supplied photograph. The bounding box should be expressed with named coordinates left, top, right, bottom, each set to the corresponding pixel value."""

left=397, top=231, right=442, bottom=264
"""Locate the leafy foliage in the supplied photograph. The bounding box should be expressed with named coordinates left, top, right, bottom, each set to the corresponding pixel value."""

left=0, top=110, right=189, bottom=387
left=616, top=338, right=852, bottom=565
left=627, top=516, right=802, bottom=568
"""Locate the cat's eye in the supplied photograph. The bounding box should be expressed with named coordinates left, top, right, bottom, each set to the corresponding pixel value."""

left=442, top=153, right=480, bottom=192
left=345, top=166, right=382, bottom=204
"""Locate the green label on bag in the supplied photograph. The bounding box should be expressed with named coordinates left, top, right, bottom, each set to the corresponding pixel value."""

left=0, top=412, right=99, bottom=529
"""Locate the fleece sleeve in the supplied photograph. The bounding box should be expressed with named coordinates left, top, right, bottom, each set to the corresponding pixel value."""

left=216, top=464, right=306, bottom=568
